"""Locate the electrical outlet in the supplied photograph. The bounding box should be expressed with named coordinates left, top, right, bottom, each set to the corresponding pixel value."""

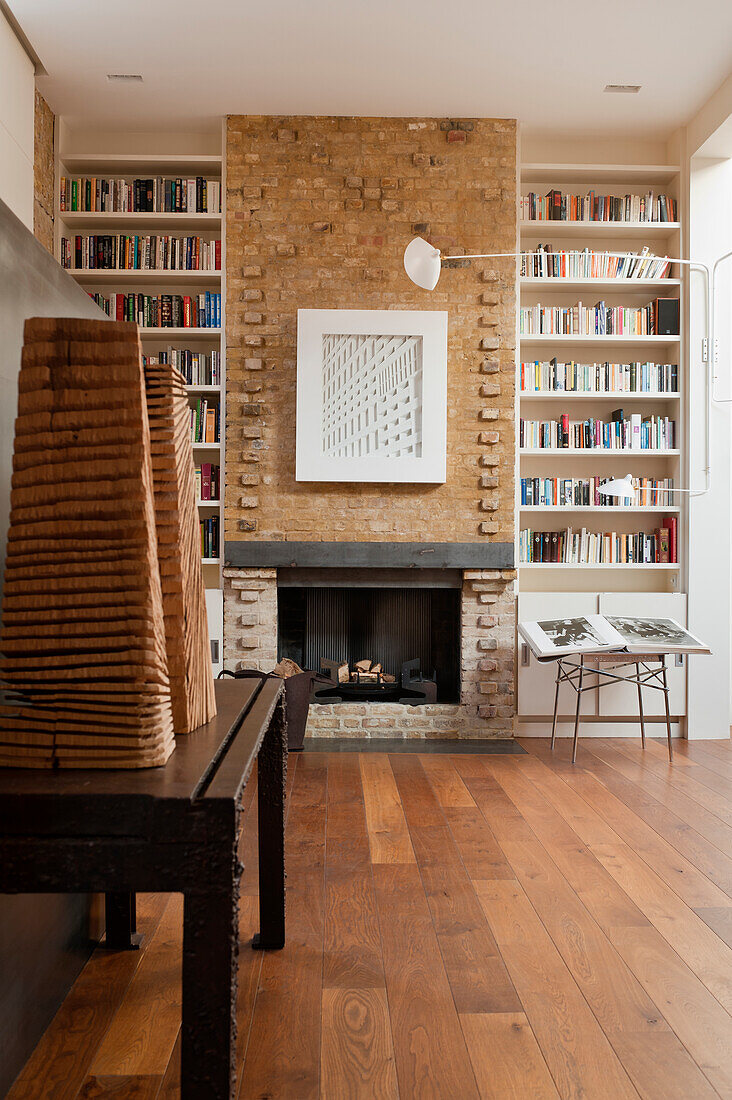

left=675, top=653, right=684, bottom=667
left=521, top=643, right=530, bottom=666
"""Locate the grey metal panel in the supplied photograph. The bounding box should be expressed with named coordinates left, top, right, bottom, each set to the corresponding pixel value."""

left=226, top=540, right=515, bottom=570
left=0, top=197, right=104, bottom=1095
left=277, top=567, right=463, bottom=588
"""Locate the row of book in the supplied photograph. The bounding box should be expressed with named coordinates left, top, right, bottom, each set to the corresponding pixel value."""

left=60, top=176, right=221, bottom=213
left=195, top=463, right=221, bottom=502
left=143, top=349, right=221, bottom=387
left=520, top=413, right=676, bottom=451
left=519, top=521, right=678, bottom=564
left=521, top=190, right=677, bottom=223
left=200, top=516, right=220, bottom=560
left=520, top=476, right=675, bottom=508
left=519, top=298, right=679, bottom=337
left=520, top=246, right=672, bottom=280
left=520, top=359, right=678, bottom=394
left=61, top=235, right=221, bottom=272
left=88, top=292, right=221, bottom=328
left=190, top=399, right=220, bottom=445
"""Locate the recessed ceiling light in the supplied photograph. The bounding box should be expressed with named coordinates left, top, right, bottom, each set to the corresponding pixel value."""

left=107, top=73, right=143, bottom=82
left=604, top=84, right=641, bottom=94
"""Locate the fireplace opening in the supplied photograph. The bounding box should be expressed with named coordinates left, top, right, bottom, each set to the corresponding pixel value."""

left=277, top=586, right=460, bottom=703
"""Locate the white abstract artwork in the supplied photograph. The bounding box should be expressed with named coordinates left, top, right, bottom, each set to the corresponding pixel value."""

left=321, top=333, right=423, bottom=459
left=297, top=310, right=447, bottom=483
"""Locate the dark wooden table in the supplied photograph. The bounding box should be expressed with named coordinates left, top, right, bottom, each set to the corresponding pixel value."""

left=0, top=677, right=287, bottom=1099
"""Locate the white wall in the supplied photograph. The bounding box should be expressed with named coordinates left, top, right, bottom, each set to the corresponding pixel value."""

left=0, top=6, right=35, bottom=229
left=687, top=153, right=732, bottom=737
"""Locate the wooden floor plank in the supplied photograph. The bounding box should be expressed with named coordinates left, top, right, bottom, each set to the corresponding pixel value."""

left=76, top=1075, right=162, bottom=1099
left=88, top=894, right=182, bottom=1077
left=320, top=988, right=399, bottom=1100
left=418, top=753, right=478, bottom=808
left=372, top=862, right=480, bottom=1099
left=460, top=1012, right=560, bottom=1100
left=609, top=740, right=732, bottom=826
left=505, top=753, right=732, bottom=1014
left=585, top=738, right=732, bottom=857
left=238, top=754, right=328, bottom=1100
left=359, top=755, right=416, bottom=864
left=560, top=740, right=732, bottom=900
left=7, top=895, right=169, bottom=1100
left=474, top=878, right=639, bottom=1100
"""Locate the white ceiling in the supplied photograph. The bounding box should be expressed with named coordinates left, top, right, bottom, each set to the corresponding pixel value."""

left=10, top=0, right=732, bottom=137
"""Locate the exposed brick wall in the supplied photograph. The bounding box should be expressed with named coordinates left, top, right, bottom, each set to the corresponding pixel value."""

left=223, top=115, right=518, bottom=737
left=225, top=115, right=517, bottom=545
left=33, top=90, right=54, bottom=254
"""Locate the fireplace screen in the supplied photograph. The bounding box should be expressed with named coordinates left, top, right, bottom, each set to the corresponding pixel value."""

left=278, top=587, right=460, bottom=703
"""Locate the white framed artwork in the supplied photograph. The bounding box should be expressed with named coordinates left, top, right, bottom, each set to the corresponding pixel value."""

left=296, top=308, right=448, bottom=483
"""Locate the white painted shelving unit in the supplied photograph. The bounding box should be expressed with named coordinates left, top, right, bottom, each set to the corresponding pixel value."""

left=54, top=136, right=226, bottom=593
left=516, top=159, right=688, bottom=727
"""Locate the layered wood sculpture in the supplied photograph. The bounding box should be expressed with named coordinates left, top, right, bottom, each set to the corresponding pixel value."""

left=0, top=317, right=216, bottom=768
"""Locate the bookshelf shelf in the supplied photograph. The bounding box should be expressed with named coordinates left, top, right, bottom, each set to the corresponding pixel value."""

left=192, top=442, right=222, bottom=451
left=520, top=278, right=681, bottom=291
left=196, top=499, right=222, bottom=508
left=519, top=506, right=680, bottom=514
left=519, top=562, right=680, bottom=571
left=519, top=334, right=681, bottom=347
left=139, top=328, right=221, bottom=340
left=59, top=153, right=222, bottom=175
left=521, top=163, right=681, bottom=184
left=520, top=448, right=680, bottom=457
left=68, top=269, right=222, bottom=284
left=59, top=211, right=221, bottom=230
left=520, top=221, right=680, bottom=239
left=201, top=557, right=221, bottom=565
left=185, top=384, right=222, bottom=394
left=519, top=391, right=680, bottom=401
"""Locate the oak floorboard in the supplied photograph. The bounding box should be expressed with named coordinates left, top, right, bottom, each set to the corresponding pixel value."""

left=674, top=739, right=732, bottom=779
left=529, top=751, right=731, bottom=909
left=320, top=988, right=399, bottom=1100
left=372, top=862, right=480, bottom=1100
left=419, top=753, right=477, bottom=808
left=460, top=1012, right=560, bottom=1100
left=583, top=738, right=732, bottom=857
left=157, top=1030, right=180, bottom=1099
left=6, top=894, right=169, bottom=1100
left=505, top=753, right=732, bottom=1014
left=474, top=878, right=639, bottom=1100
left=609, top=739, right=732, bottom=826
left=556, top=740, right=732, bottom=900
left=76, top=1075, right=162, bottom=1098
left=238, top=754, right=328, bottom=1100
left=693, top=906, right=732, bottom=949
left=359, top=755, right=415, bottom=864
left=88, top=893, right=182, bottom=1077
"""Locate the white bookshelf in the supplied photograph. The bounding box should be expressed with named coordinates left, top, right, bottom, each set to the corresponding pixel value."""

left=54, top=137, right=225, bottom=593
left=518, top=160, right=684, bottom=594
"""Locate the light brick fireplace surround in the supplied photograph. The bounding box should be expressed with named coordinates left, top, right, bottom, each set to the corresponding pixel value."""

left=224, top=115, right=517, bottom=738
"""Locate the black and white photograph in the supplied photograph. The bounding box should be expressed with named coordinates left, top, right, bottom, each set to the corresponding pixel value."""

left=518, top=614, right=626, bottom=659
left=606, top=616, right=711, bottom=654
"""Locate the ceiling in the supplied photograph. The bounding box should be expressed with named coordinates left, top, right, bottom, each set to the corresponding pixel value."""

left=10, top=0, right=732, bottom=137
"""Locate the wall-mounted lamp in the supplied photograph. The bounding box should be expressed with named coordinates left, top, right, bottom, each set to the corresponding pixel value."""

left=403, top=236, right=732, bottom=500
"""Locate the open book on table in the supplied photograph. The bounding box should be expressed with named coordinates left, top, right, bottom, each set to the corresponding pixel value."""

left=518, top=615, right=710, bottom=662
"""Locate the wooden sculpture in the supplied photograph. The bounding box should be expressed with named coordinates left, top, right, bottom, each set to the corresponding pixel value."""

left=0, top=317, right=215, bottom=768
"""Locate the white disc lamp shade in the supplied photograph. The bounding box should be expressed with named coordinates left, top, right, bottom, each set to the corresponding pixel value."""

left=404, top=237, right=442, bottom=290
left=598, top=475, right=636, bottom=502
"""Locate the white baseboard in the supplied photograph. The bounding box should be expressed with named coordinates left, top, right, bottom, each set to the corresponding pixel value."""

left=518, top=719, right=683, bottom=739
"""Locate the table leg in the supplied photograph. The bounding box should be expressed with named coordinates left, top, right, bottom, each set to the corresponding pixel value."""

left=661, top=656, right=674, bottom=763
left=550, top=662, right=561, bottom=751
left=182, top=883, right=239, bottom=1100
left=572, top=658, right=584, bottom=765
left=636, top=663, right=646, bottom=749
left=253, top=692, right=287, bottom=951
left=104, top=892, right=140, bottom=950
